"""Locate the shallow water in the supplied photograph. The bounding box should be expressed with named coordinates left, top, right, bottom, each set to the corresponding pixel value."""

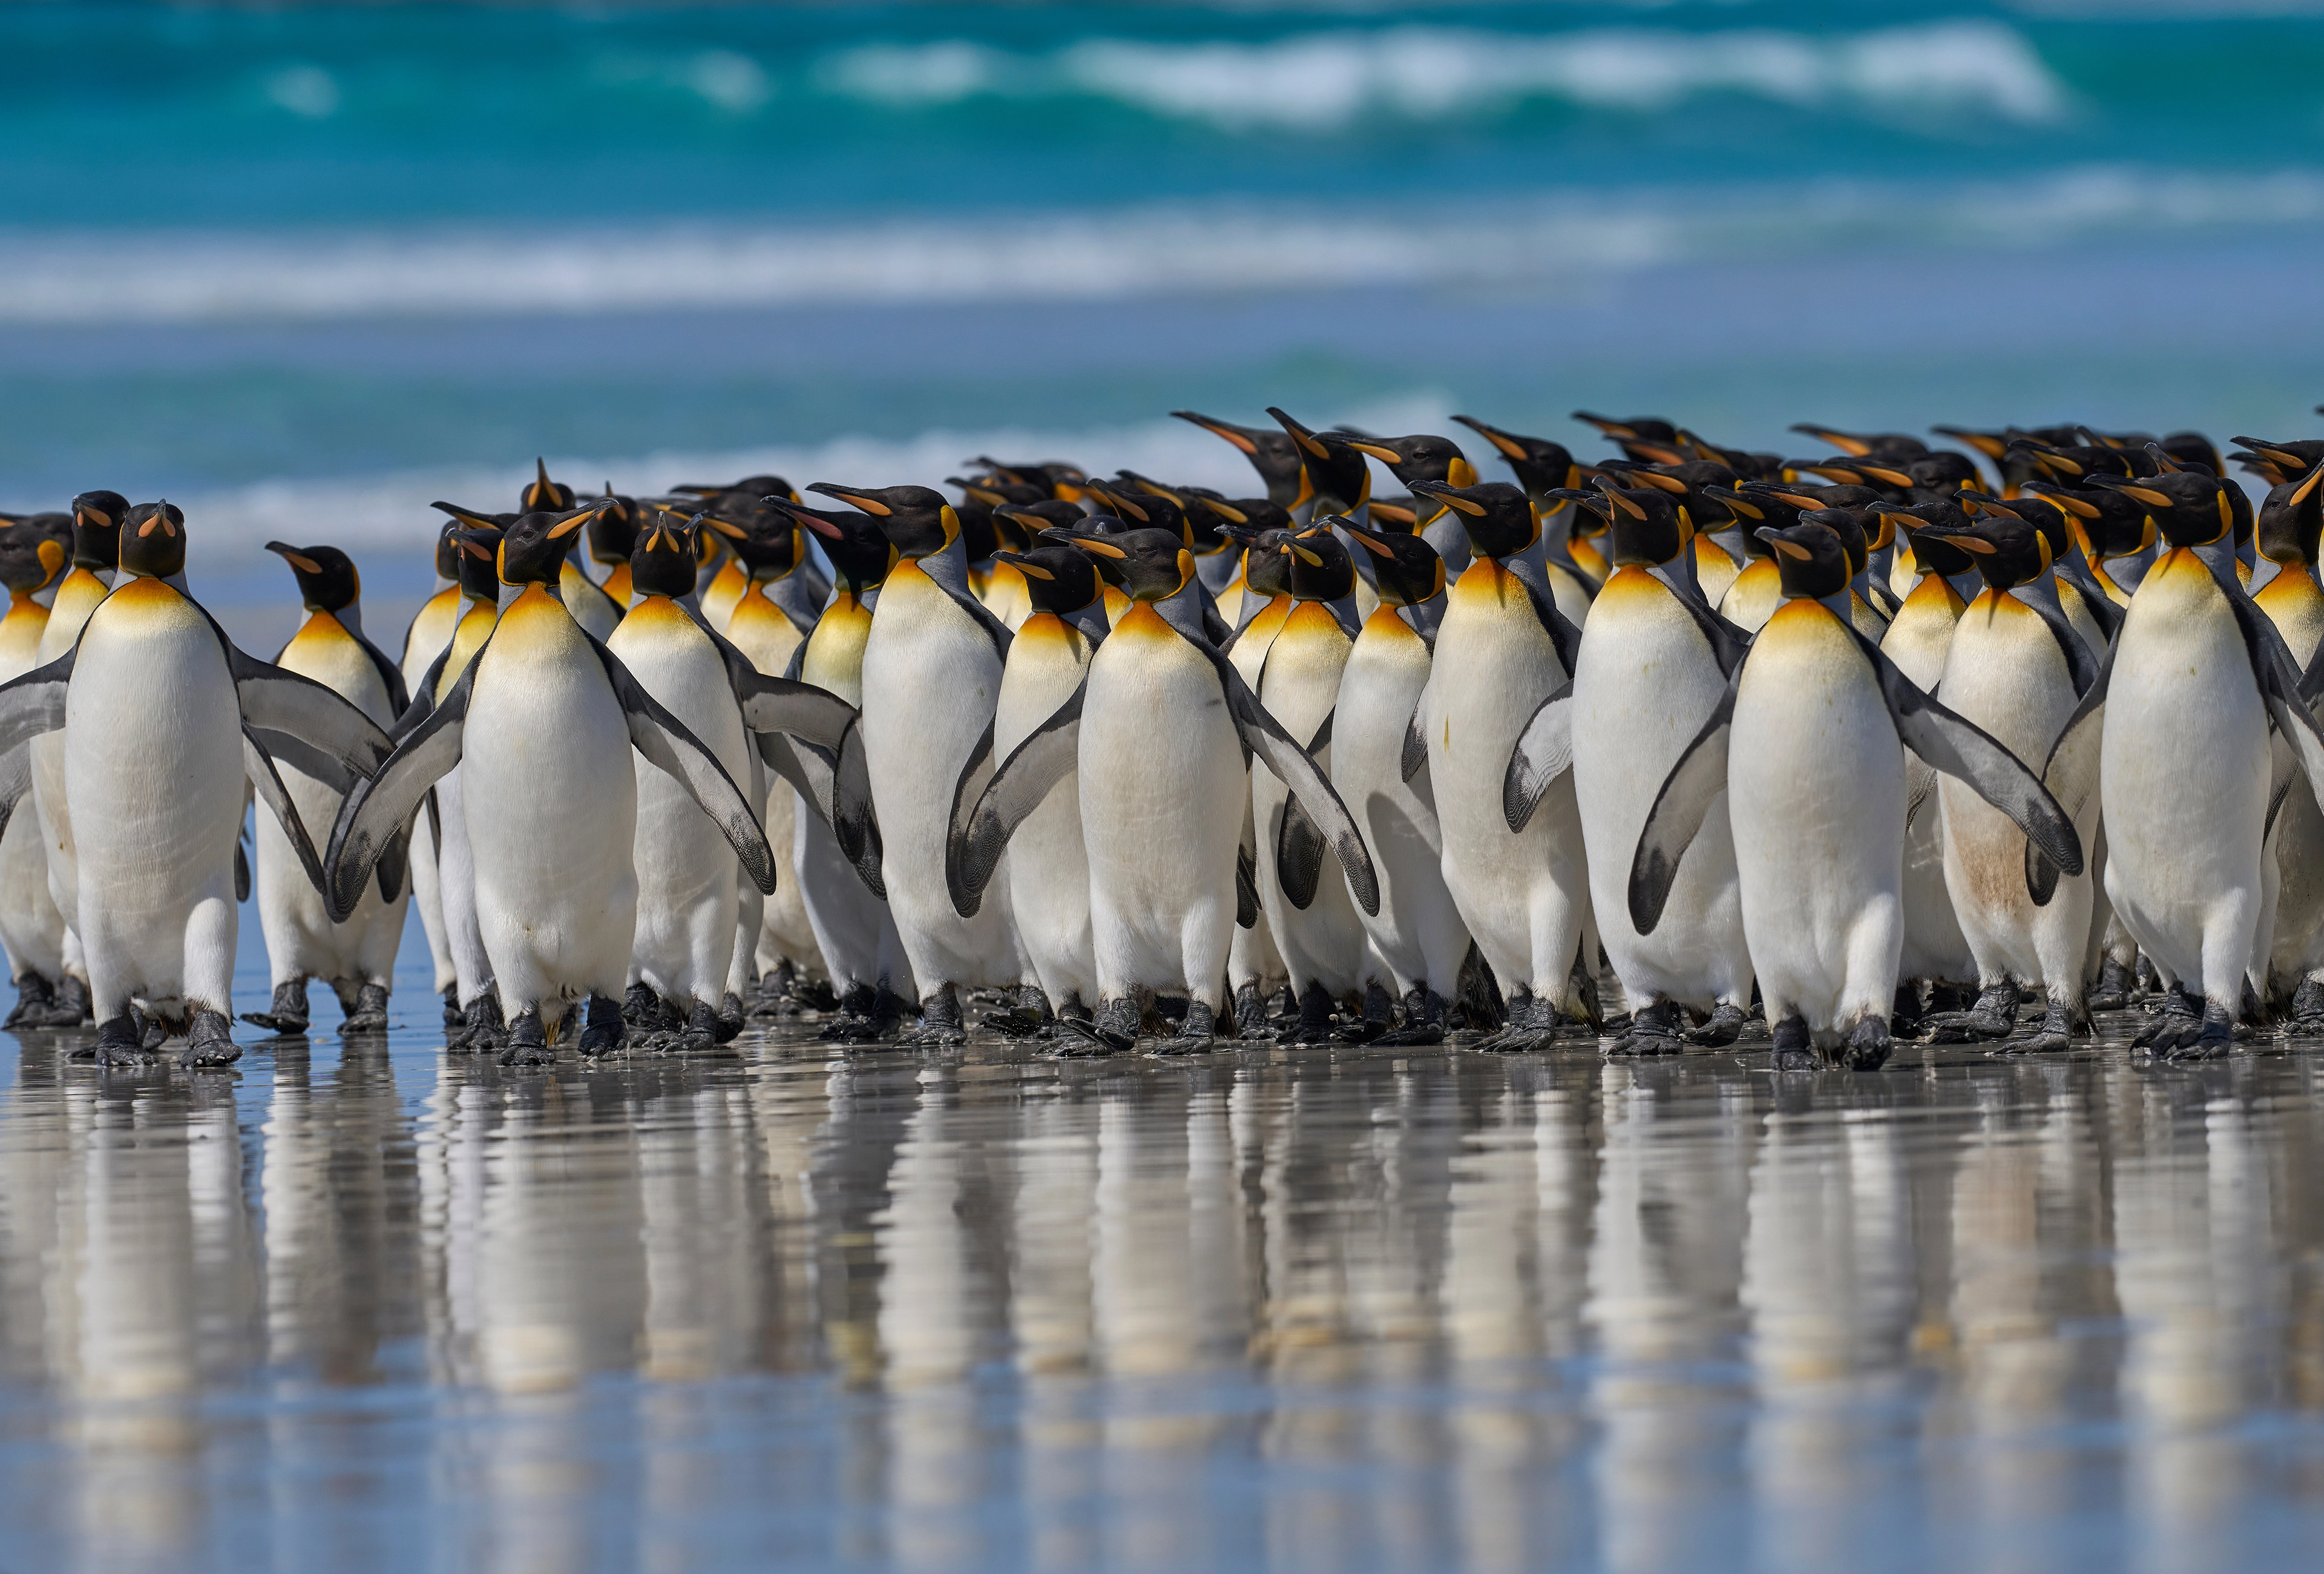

left=5, top=950, right=2324, bottom=1574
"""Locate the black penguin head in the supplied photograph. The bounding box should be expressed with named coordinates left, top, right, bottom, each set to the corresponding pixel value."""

left=1913, top=509, right=2045, bottom=593
left=1873, top=505, right=1980, bottom=580
left=1572, top=410, right=1684, bottom=464
left=1062, top=526, right=1193, bottom=602
left=951, top=475, right=1052, bottom=515
left=1602, top=460, right=1738, bottom=535
left=768, top=498, right=894, bottom=592
left=1230, top=527, right=1295, bottom=599
left=1787, top=455, right=1914, bottom=501
left=1267, top=409, right=1372, bottom=516
left=996, top=542, right=1101, bottom=617
left=69, top=490, right=128, bottom=571
left=0, top=515, right=67, bottom=598
left=586, top=490, right=644, bottom=568
left=965, top=457, right=1088, bottom=502
left=1282, top=524, right=1356, bottom=602
left=2021, top=481, right=2154, bottom=564
left=1171, top=410, right=1306, bottom=507
left=451, top=529, right=504, bottom=602
left=433, top=521, right=463, bottom=581
left=629, top=512, right=702, bottom=599
left=1451, top=416, right=1578, bottom=499
left=1902, top=452, right=1983, bottom=503
left=1078, top=478, right=1189, bottom=547
left=2231, top=435, right=2324, bottom=488
left=1790, top=422, right=1928, bottom=459
left=1758, top=519, right=1852, bottom=601
left=722, top=499, right=805, bottom=581
left=1342, top=432, right=1477, bottom=492
left=1339, top=519, right=1444, bottom=607
left=993, top=499, right=1087, bottom=539
left=2257, top=467, right=2324, bottom=567
left=2087, top=467, right=2236, bottom=550
left=266, top=541, right=361, bottom=613
left=2155, top=431, right=2224, bottom=478
left=1567, top=480, right=1689, bottom=568
left=1412, top=479, right=1535, bottom=560
left=117, top=502, right=186, bottom=579
left=1111, top=472, right=1236, bottom=555
left=521, top=458, right=574, bottom=513
left=1704, top=484, right=1803, bottom=558
left=496, top=502, right=601, bottom=586
left=806, top=483, right=957, bottom=559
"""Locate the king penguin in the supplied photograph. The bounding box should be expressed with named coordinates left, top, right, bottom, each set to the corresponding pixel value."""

left=1172, top=410, right=1310, bottom=510
left=0, top=517, right=70, bottom=1026
left=809, top=482, right=1020, bottom=1047
left=0, top=501, right=396, bottom=1066
left=27, top=489, right=126, bottom=1028
left=1403, top=476, right=1595, bottom=1049
left=1505, top=478, right=1755, bottom=1055
left=2243, top=459, right=2324, bottom=1021
left=413, top=526, right=508, bottom=1050
left=947, top=528, right=1377, bottom=1054
left=240, top=542, right=411, bottom=1037
left=1628, top=515, right=2079, bottom=1069
left=1328, top=519, right=1470, bottom=1044
left=326, top=503, right=784, bottom=1065
left=400, top=522, right=468, bottom=1025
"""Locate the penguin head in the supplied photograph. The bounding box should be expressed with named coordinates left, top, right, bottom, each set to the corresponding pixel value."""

left=2231, top=435, right=2324, bottom=489
left=1912, top=509, right=2046, bottom=593
left=995, top=542, right=1101, bottom=617
left=1451, top=417, right=1579, bottom=499
left=1572, top=410, right=1685, bottom=464
left=1902, top=451, right=1983, bottom=504
left=1758, top=518, right=1853, bottom=601
left=1873, top=505, right=1980, bottom=581
left=1172, top=410, right=1306, bottom=507
left=521, top=458, right=574, bottom=513
left=2011, top=437, right=2142, bottom=488
left=451, top=528, right=504, bottom=602
left=266, top=541, right=361, bottom=613
left=117, top=501, right=186, bottom=579
left=1338, top=519, right=1444, bottom=607
left=1410, top=479, right=1534, bottom=559
left=1267, top=408, right=1371, bottom=516
left=993, top=499, right=1086, bottom=540
left=1061, top=526, right=1193, bottom=602
left=0, top=515, right=67, bottom=599
left=2257, top=467, right=2324, bottom=567
left=2155, top=431, right=2225, bottom=478
left=966, top=457, right=1088, bottom=503
left=433, top=521, right=462, bottom=581
left=1786, top=455, right=1914, bottom=500
left=1282, top=524, right=1356, bottom=602
left=495, top=501, right=603, bottom=586
left=629, top=511, right=703, bottom=599
left=1704, top=484, right=1797, bottom=558
left=769, top=497, right=896, bottom=591
left=585, top=490, right=643, bottom=568
left=721, top=498, right=805, bottom=581
left=806, top=483, right=957, bottom=560
left=1932, top=424, right=2060, bottom=497
left=1342, top=432, right=1477, bottom=493
left=1078, top=477, right=1189, bottom=547
left=2021, top=481, right=2154, bottom=564
left=1112, top=471, right=1239, bottom=556
left=1226, top=526, right=1295, bottom=600
left=1559, top=480, right=1688, bottom=568
left=1789, top=422, right=1928, bottom=459
left=1599, top=460, right=1738, bottom=538
left=69, top=490, right=128, bottom=571
left=951, top=475, right=1051, bottom=515
left=2087, top=466, right=2237, bottom=550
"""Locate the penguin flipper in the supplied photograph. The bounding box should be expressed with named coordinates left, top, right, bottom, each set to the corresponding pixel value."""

left=1400, top=700, right=1428, bottom=784
left=1851, top=631, right=2084, bottom=884
left=244, top=728, right=329, bottom=899
left=949, top=682, right=1085, bottom=917
left=2223, top=585, right=2324, bottom=803
left=1503, top=682, right=1575, bottom=834
left=729, top=666, right=859, bottom=753
left=325, top=663, right=473, bottom=923
left=831, top=720, right=886, bottom=899
left=0, top=742, right=34, bottom=842
left=1628, top=680, right=1737, bottom=937
left=2025, top=642, right=2112, bottom=906
left=760, top=733, right=835, bottom=829
left=1235, top=845, right=1259, bottom=930
left=1206, top=650, right=1379, bottom=916
left=392, top=645, right=451, bottom=740
left=0, top=648, right=74, bottom=757
left=246, top=728, right=364, bottom=795
left=591, top=640, right=778, bottom=896
left=1274, top=712, right=1336, bottom=910
left=229, top=647, right=394, bottom=783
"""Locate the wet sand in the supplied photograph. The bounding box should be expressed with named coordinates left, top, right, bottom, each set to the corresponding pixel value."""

left=4, top=970, right=2324, bottom=1573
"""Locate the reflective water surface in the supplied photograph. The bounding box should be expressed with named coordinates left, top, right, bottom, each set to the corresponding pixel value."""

left=7, top=981, right=2324, bottom=1573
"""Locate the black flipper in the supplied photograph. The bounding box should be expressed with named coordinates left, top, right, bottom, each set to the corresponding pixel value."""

left=1845, top=627, right=2083, bottom=886
left=830, top=719, right=885, bottom=899
left=587, top=636, right=777, bottom=895
left=760, top=732, right=835, bottom=830
left=0, top=648, right=73, bottom=757
left=244, top=728, right=330, bottom=900
left=948, top=680, right=1086, bottom=917
left=1627, top=674, right=1739, bottom=935
left=703, top=624, right=861, bottom=751
left=1503, top=682, right=1574, bottom=834
left=234, top=831, right=250, bottom=902
left=2217, top=570, right=2324, bottom=803
left=324, top=661, right=474, bottom=923
left=227, top=645, right=394, bottom=785
left=1273, top=713, right=1335, bottom=909
left=2025, top=640, right=2112, bottom=906
left=1235, top=844, right=1259, bottom=930
left=1400, top=700, right=1429, bottom=784
left=1197, top=644, right=1379, bottom=916
left=0, top=743, right=32, bottom=843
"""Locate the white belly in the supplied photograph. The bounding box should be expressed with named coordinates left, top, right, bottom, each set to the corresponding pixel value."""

left=1254, top=606, right=1365, bottom=995
left=996, top=617, right=1097, bottom=1007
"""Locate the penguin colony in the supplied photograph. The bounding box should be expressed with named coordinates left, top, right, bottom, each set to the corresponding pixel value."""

left=4, top=407, right=2322, bottom=1073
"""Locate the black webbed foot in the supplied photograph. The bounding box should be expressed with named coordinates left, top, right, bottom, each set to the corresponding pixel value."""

left=497, top=1008, right=553, bottom=1067
left=91, top=1013, right=160, bottom=1069
left=1279, top=983, right=1338, bottom=1045
left=2156, top=1000, right=2236, bottom=1061
left=4, top=973, right=56, bottom=1030
left=240, top=980, right=310, bottom=1037
left=1375, top=988, right=1448, bottom=1047
left=340, top=982, right=390, bottom=1034
left=2133, top=986, right=2202, bottom=1053
left=1057, top=996, right=1138, bottom=1055
left=447, top=993, right=507, bottom=1053
left=1919, top=980, right=2020, bottom=1043
left=1769, top=1010, right=1816, bottom=1073
left=1605, top=998, right=1687, bottom=1058
left=2086, top=958, right=2135, bottom=1013
left=178, top=1010, right=240, bottom=1069
left=1686, top=1000, right=1748, bottom=1048
left=896, top=987, right=967, bottom=1049
left=579, top=993, right=629, bottom=1056
left=1839, top=1015, right=1891, bottom=1071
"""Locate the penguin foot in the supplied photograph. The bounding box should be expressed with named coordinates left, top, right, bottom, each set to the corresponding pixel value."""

left=48, top=973, right=92, bottom=1027
left=1769, top=1011, right=1816, bottom=1073
left=1333, top=983, right=1396, bottom=1044
left=1997, top=1000, right=2086, bottom=1057
left=1149, top=1001, right=1217, bottom=1056
left=1919, top=980, right=2020, bottom=1043
left=985, top=985, right=1053, bottom=1039
left=142, top=1016, right=169, bottom=1051
left=1475, top=992, right=1561, bottom=1053
left=340, top=983, right=390, bottom=1035
left=498, top=1009, right=553, bottom=1067
left=2132, top=987, right=2202, bottom=1052
left=441, top=985, right=463, bottom=1028
left=897, top=987, right=967, bottom=1050
left=1686, top=1001, right=1748, bottom=1048
left=1837, top=1016, right=1891, bottom=1072
left=2286, top=978, right=2324, bottom=1034
left=2152, top=1001, right=2236, bottom=1061
left=1278, top=983, right=1338, bottom=1045
left=715, top=993, right=746, bottom=1043
left=240, top=980, right=310, bottom=1036
left=2087, top=959, right=2136, bottom=1013
left=1231, top=982, right=1271, bottom=1039
left=578, top=995, right=629, bottom=1056
left=178, top=1010, right=240, bottom=1070
left=1371, top=989, right=1447, bottom=1047
left=91, top=1014, right=160, bottom=1069
left=447, top=995, right=507, bottom=1053
left=1056, top=997, right=1138, bottom=1055
left=623, top=983, right=668, bottom=1029
left=4, top=974, right=56, bottom=1030
left=1888, top=981, right=1925, bottom=1038
left=1604, top=999, right=1686, bottom=1058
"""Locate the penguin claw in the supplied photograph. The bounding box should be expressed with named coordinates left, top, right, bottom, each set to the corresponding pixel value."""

left=1373, top=1024, right=1445, bottom=1047
left=1604, top=1033, right=1686, bottom=1058
left=1475, top=1030, right=1558, bottom=1055
left=498, top=1044, right=555, bottom=1068
left=1770, top=1049, right=1818, bottom=1072
left=94, top=1047, right=163, bottom=1070
left=1147, top=1035, right=1213, bottom=1057
left=982, top=1008, right=1046, bottom=1039
left=1054, top=1018, right=1133, bottom=1055
left=238, top=1013, right=308, bottom=1036
left=1684, top=1004, right=1748, bottom=1047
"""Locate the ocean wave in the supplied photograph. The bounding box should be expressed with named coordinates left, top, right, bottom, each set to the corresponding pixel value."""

left=822, top=20, right=2070, bottom=131
left=3, top=164, right=2320, bottom=326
